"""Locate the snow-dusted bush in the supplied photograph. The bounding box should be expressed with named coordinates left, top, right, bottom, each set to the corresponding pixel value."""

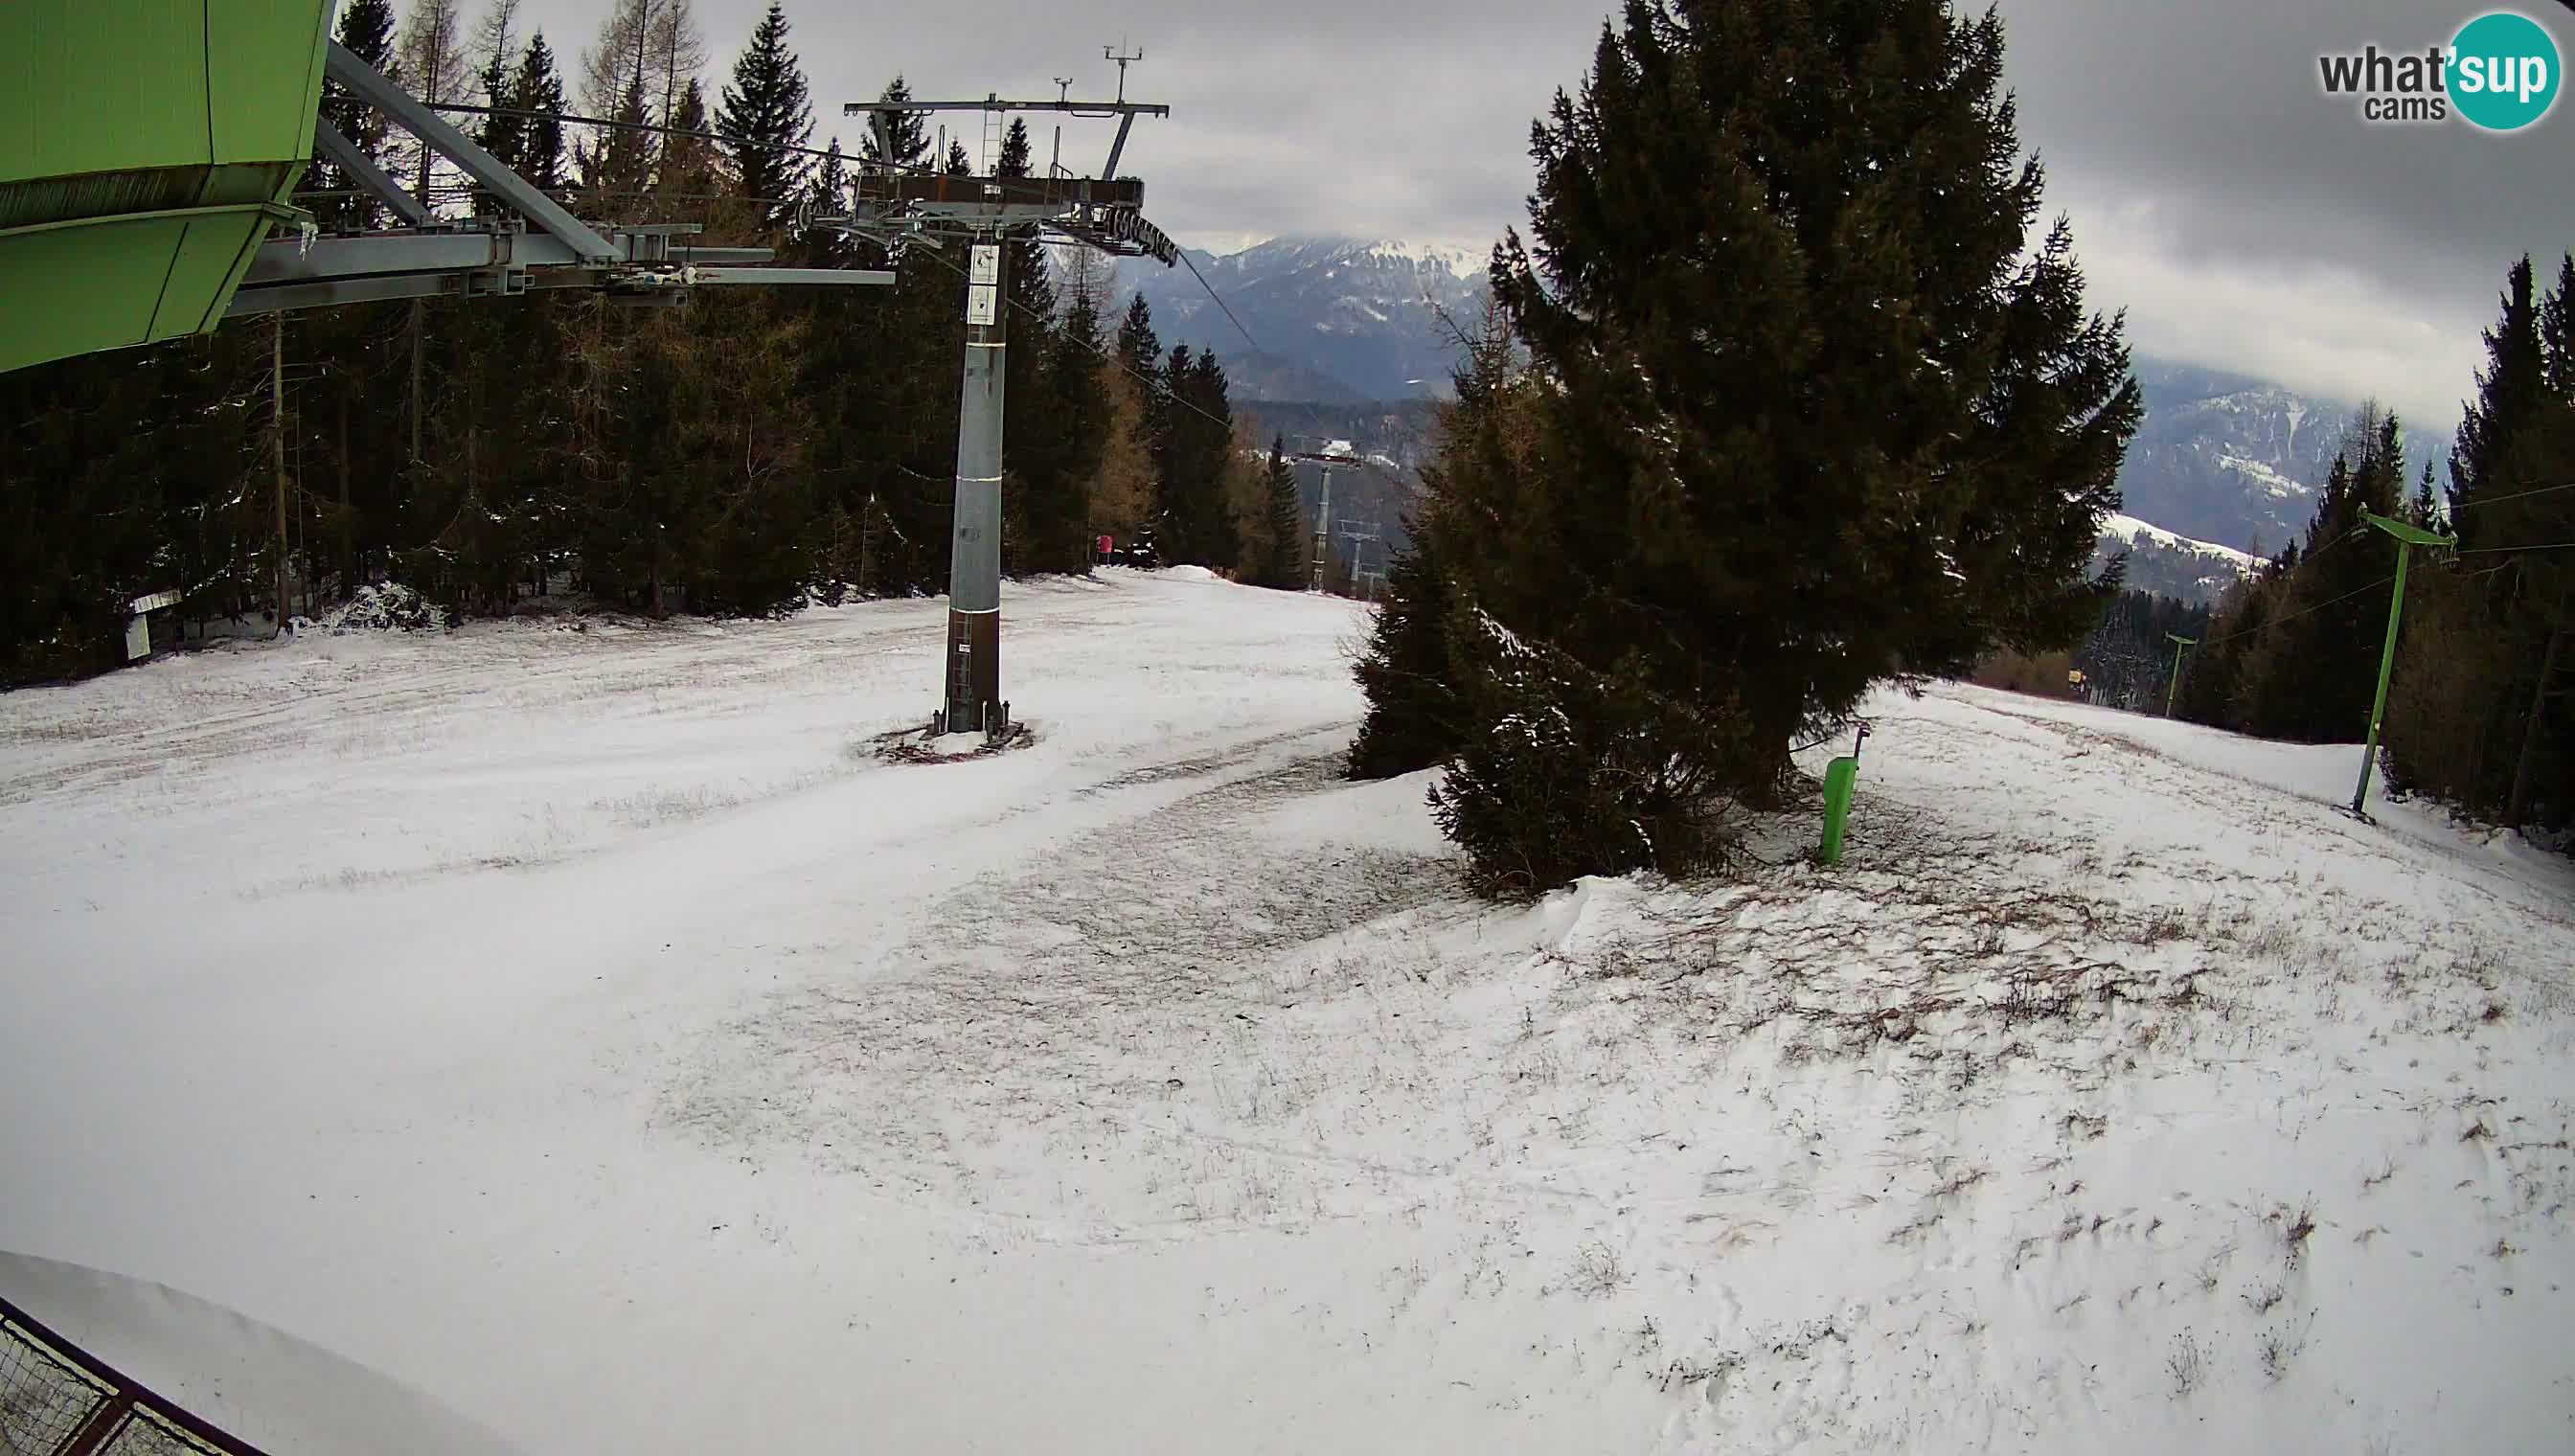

left=310, top=583, right=447, bottom=635
left=1428, top=605, right=1735, bottom=898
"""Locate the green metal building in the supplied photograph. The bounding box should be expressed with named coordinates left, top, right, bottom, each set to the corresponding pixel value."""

left=0, top=1, right=333, bottom=375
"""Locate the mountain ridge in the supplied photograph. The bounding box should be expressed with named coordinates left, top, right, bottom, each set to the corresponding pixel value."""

left=1094, top=236, right=2450, bottom=597
left=1105, top=236, right=1492, bottom=401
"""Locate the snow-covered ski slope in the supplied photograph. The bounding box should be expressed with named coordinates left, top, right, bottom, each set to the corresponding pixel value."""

left=3, top=569, right=2570, bottom=1455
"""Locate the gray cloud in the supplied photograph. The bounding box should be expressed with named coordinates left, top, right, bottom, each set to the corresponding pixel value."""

left=513, top=0, right=2571, bottom=423
left=1998, top=0, right=2572, bottom=425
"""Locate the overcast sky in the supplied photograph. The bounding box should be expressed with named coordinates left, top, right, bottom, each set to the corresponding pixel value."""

left=513, top=0, right=2574, bottom=427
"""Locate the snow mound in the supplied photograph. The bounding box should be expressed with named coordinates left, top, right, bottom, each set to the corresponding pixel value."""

left=307, top=582, right=446, bottom=634
left=0, top=1251, right=523, bottom=1455
left=1163, top=564, right=1218, bottom=582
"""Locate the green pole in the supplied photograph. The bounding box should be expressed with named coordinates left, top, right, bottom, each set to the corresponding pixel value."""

left=1819, top=758, right=1858, bottom=865
left=2352, top=540, right=2412, bottom=818
left=2164, top=633, right=2196, bottom=717
left=2350, top=510, right=2456, bottom=819
left=1816, top=724, right=1870, bottom=866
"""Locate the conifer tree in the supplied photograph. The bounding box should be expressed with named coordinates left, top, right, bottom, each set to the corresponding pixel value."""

left=2235, top=411, right=2407, bottom=741
left=1348, top=303, right=1518, bottom=780
left=657, top=78, right=718, bottom=201
left=2452, top=256, right=2548, bottom=544
left=1261, top=436, right=1305, bottom=588
left=1036, top=256, right=1111, bottom=569
left=2390, top=255, right=2575, bottom=826
left=312, top=0, right=399, bottom=231
left=513, top=33, right=570, bottom=197
left=1409, top=0, right=2138, bottom=885
left=859, top=76, right=930, bottom=174
left=1149, top=347, right=1241, bottom=567
left=2541, top=253, right=2575, bottom=398
left=1116, top=294, right=1160, bottom=378
left=716, top=1, right=813, bottom=232
left=581, top=78, right=654, bottom=201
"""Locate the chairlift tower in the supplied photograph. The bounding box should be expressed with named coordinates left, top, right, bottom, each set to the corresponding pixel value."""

left=1336, top=520, right=1382, bottom=598
left=838, top=66, right=1178, bottom=742
left=1288, top=448, right=1361, bottom=592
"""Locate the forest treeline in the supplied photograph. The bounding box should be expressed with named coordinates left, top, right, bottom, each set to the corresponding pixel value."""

left=0, top=0, right=1307, bottom=684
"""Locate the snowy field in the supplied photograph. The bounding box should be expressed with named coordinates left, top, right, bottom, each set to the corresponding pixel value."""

left=4, top=569, right=2572, bottom=1454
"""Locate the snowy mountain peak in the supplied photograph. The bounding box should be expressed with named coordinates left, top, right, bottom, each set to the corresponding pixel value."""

left=1111, top=233, right=1494, bottom=400
left=1185, top=235, right=1492, bottom=282
left=1346, top=239, right=1489, bottom=279
left=2117, top=359, right=2450, bottom=558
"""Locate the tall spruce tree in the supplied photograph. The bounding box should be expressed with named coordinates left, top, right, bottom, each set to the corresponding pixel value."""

left=859, top=76, right=930, bottom=175
left=1150, top=347, right=1241, bottom=567
left=1401, top=0, right=2138, bottom=889
left=658, top=78, right=718, bottom=201
left=716, top=1, right=813, bottom=233
left=582, top=78, right=654, bottom=201
left=2452, top=257, right=2549, bottom=545
left=1116, top=294, right=1160, bottom=377
left=513, top=33, right=569, bottom=197
left=1114, top=295, right=1167, bottom=553
left=1042, top=253, right=1112, bottom=566
left=1261, top=436, right=1305, bottom=588
left=2234, top=411, right=2407, bottom=741
left=312, top=0, right=399, bottom=231
left=1189, top=352, right=1242, bottom=571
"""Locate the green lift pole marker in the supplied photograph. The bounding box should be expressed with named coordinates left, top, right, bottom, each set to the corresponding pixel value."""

left=1818, top=724, right=1871, bottom=867
left=2350, top=510, right=2455, bottom=819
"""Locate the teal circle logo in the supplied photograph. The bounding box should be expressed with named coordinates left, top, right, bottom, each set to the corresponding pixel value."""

left=2450, top=11, right=2562, bottom=131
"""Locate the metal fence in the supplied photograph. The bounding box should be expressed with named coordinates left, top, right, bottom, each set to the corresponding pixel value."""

left=0, top=1294, right=265, bottom=1456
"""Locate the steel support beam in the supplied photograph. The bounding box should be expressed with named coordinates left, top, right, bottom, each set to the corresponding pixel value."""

left=669, top=246, right=784, bottom=265
left=228, top=267, right=620, bottom=317
left=228, top=272, right=456, bottom=316
left=693, top=267, right=897, bottom=286
left=855, top=174, right=1143, bottom=210
left=245, top=229, right=520, bottom=283
left=246, top=231, right=794, bottom=286
left=1104, top=113, right=1137, bottom=180
left=843, top=98, right=1168, bottom=119
left=325, top=39, right=620, bottom=262
left=311, top=120, right=435, bottom=228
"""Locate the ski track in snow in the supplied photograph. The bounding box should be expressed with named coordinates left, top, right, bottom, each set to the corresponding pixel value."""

left=3, top=570, right=2572, bottom=1454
